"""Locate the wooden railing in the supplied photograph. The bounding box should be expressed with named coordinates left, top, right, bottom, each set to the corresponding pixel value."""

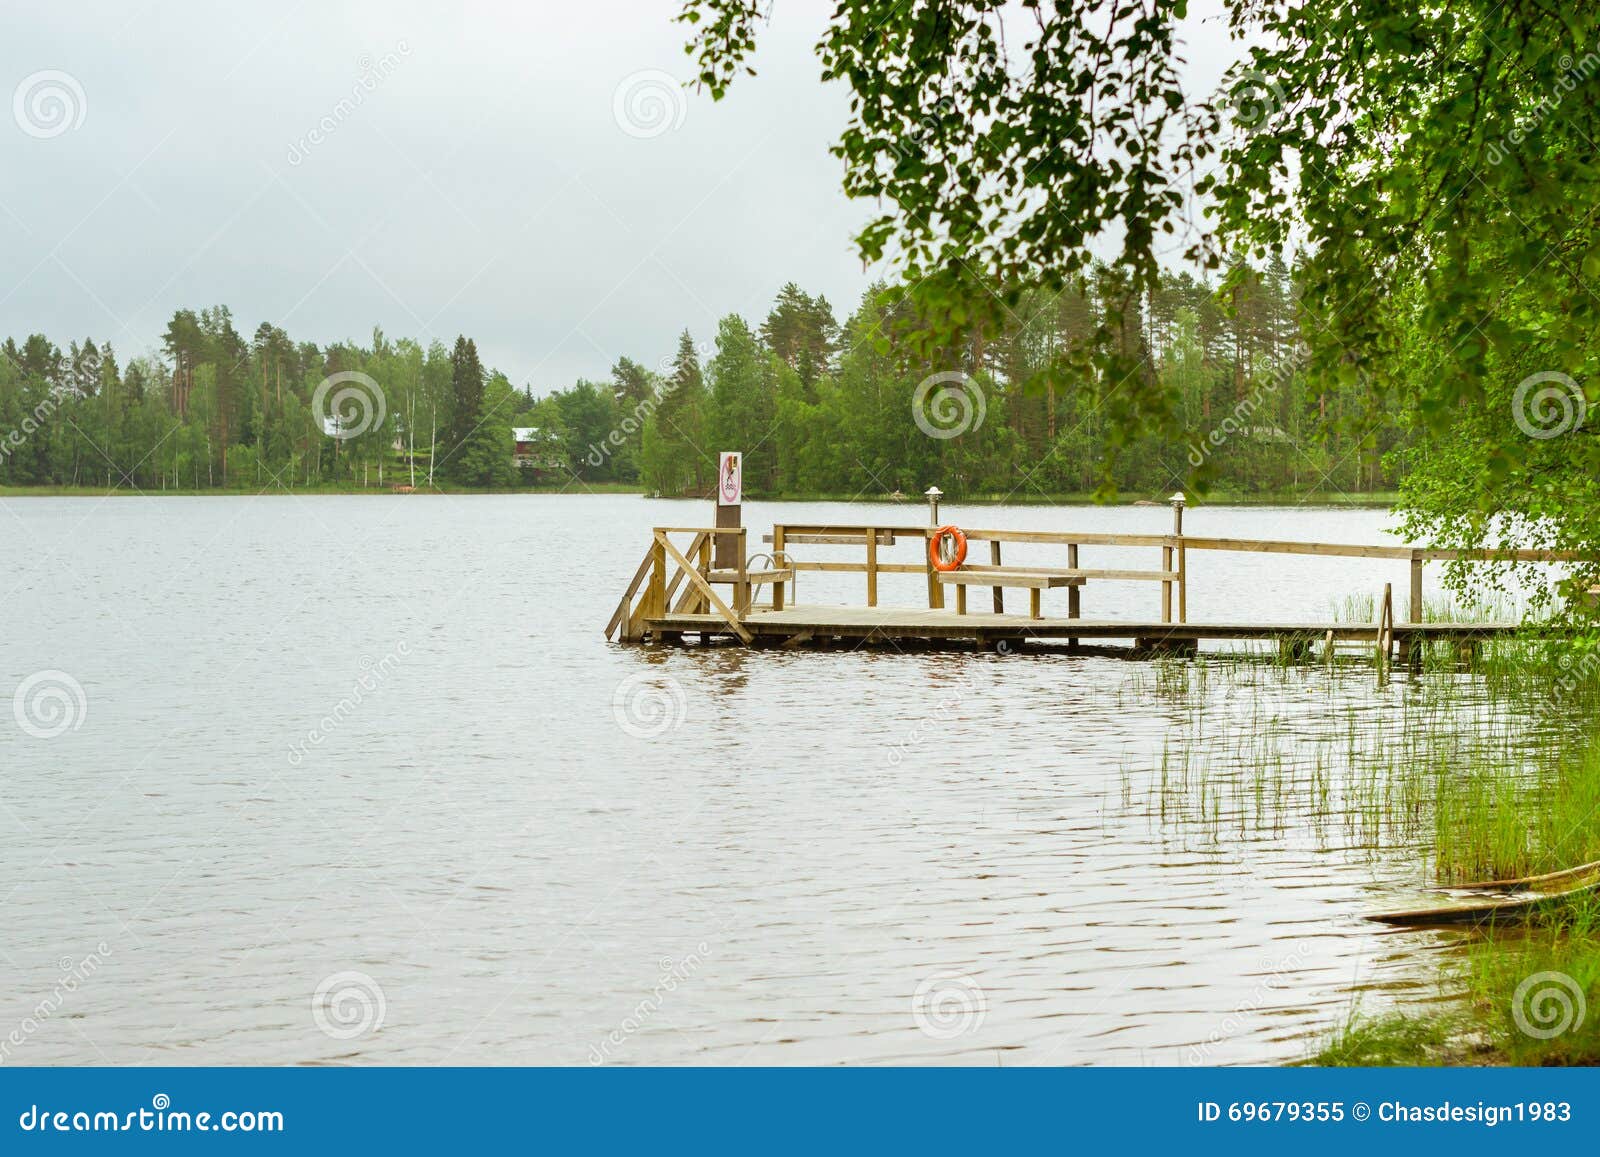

left=606, top=527, right=751, bottom=644
left=607, top=520, right=1582, bottom=641
left=766, top=523, right=1182, bottom=620
left=762, top=525, right=1582, bottom=626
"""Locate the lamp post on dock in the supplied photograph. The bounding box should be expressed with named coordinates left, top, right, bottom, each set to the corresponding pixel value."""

left=925, top=485, right=942, bottom=526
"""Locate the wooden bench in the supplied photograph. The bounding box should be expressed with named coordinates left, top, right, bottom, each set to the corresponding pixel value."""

left=707, top=568, right=794, bottom=585
left=936, top=568, right=1086, bottom=619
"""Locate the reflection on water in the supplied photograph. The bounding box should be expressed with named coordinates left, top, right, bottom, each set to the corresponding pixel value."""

left=0, top=495, right=1548, bottom=1064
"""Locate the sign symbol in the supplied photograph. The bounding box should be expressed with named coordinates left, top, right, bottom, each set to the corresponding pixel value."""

left=718, top=452, right=742, bottom=506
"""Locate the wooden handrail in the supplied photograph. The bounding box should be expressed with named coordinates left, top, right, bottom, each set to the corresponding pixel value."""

left=655, top=531, right=753, bottom=644
left=605, top=544, right=657, bottom=641
left=653, top=525, right=751, bottom=537
left=669, top=531, right=712, bottom=613
left=957, top=528, right=1178, bottom=547
left=769, top=523, right=927, bottom=536
left=1180, top=537, right=1581, bottom=562
left=761, top=523, right=1580, bottom=563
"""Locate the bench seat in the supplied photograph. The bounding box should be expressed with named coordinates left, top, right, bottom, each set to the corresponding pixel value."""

left=707, top=568, right=794, bottom=584
left=936, top=569, right=1085, bottom=590
left=936, top=568, right=1086, bottom=619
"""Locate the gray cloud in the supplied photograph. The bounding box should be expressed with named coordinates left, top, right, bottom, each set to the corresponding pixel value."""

left=1, top=1, right=1242, bottom=390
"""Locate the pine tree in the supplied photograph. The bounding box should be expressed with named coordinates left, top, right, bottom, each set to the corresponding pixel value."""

left=706, top=314, right=777, bottom=489
left=641, top=331, right=708, bottom=495
left=444, top=336, right=485, bottom=476
left=454, top=372, right=518, bottom=488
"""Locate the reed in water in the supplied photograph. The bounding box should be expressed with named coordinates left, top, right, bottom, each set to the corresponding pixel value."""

left=1110, top=604, right=1600, bottom=1064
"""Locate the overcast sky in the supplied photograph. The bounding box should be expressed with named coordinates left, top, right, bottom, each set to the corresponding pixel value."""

left=2, top=1, right=1242, bottom=394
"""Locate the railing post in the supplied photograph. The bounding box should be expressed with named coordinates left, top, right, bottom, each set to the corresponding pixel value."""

left=865, top=526, right=878, bottom=607
left=1067, top=542, right=1080, bottom=622
left=735, top=527, right=750, bottom=616
left=1161, top=545, right=1173, bottom=623
left=990, top=537, right=1004, bottom=614
left=1409, top=552, right=1423, bottom=624
left=647, top=531, right=667, bottom=621
left=772, top=524, right=787, bottom=611
left=1172, top=492, right=1187, bottom=624
left=696, top=532, right=712, bottom=614
left=1167, top=491, right=1185, bottom=625
left=1377, top=581, right=1394, bottom=667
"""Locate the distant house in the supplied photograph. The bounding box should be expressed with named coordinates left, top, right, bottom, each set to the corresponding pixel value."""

left=512, top=427, right=539, bottom=465
left=512, top=427, right=563, bottom=475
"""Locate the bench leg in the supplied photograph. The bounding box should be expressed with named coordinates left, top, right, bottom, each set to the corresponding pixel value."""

left=1030, top=589, right=1041, bottom=620
left=956, top=585, right=966, bottom=615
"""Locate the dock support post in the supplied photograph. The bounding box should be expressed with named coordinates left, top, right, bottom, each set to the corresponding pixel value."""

left=925, top=486, right=945, bottom=610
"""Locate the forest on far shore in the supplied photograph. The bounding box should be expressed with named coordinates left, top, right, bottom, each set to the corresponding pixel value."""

left=0, top=256, right=1399, bottom=499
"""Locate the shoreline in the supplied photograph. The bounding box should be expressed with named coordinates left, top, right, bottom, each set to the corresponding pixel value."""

left=0, top=484, right=1402, bottom=507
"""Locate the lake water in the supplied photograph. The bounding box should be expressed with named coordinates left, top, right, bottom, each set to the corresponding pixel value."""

left=0, top=495, right=1538, bottom=1065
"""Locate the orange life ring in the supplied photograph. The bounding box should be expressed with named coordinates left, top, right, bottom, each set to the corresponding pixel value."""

left=928, top=524, right=968, bottom=572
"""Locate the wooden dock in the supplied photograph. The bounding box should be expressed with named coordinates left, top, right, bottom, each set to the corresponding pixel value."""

left=604, top=510, right=1572, bottom=658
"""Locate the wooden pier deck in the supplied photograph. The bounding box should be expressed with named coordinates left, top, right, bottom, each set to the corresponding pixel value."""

left=645, top=605, right=1523, bottom=649
left=605, top=513, right=1575, bottom=659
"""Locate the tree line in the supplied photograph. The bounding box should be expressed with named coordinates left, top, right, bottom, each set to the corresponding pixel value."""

left=0, top=259, right=1402, bottom=498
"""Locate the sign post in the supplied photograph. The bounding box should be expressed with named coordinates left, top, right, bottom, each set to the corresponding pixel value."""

left=714, top=451, right=742, bottom=569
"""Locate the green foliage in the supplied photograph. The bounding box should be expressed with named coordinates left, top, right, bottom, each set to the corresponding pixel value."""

left=640, top=331, right=710, bottom=496
left=679, top=1, right=1600, bottom=522
left=0, top=313, right=541, bottom=492
left=0, top=261, right=1393, bottom=498
left=452, top=373, right=519, bottom=488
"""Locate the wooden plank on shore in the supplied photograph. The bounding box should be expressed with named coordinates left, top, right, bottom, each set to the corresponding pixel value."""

left=1369, top=872, right=1600, bottom=926
left=1452, top=859, right=1600, bottom=892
